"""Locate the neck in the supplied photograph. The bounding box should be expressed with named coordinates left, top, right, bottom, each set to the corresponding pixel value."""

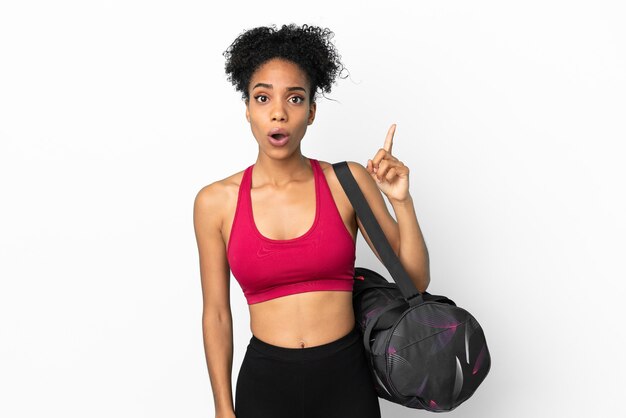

left=253, top=152, right=312, bottom=187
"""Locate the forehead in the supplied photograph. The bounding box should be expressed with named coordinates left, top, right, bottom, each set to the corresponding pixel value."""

left=250, top=58, right=308, bottom=86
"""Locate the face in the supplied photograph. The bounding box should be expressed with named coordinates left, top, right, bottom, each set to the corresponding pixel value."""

left=245, top=58, right=316, bottom=156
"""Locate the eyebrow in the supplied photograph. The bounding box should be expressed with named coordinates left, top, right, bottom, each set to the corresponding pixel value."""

left=252, top=83, right=307, bottom=93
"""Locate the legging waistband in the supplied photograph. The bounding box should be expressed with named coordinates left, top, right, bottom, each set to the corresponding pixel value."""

left=248, top=324, right=361, bottom=362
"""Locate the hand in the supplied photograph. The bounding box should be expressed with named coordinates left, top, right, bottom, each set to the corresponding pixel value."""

left=366, top=124, right=410, bottom=202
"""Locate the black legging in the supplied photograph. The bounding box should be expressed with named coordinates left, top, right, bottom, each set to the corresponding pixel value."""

left=234, top=324, right=382, bottom=418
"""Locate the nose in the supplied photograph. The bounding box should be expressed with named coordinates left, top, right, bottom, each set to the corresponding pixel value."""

left=271, top=101, right=287, bottom=122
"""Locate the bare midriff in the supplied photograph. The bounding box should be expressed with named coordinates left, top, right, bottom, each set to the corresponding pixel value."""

left=248, top=290, right=355, bottom=348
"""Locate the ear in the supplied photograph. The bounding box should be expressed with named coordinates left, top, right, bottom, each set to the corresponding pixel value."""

left=245, top=98, right=250, bottom=123
left=307, top=101, right=317, bottom=125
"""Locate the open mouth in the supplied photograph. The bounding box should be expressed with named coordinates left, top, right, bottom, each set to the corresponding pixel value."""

left=268, top=133, right=290, bottom=146
left=268, top=127, right=290, bottom=146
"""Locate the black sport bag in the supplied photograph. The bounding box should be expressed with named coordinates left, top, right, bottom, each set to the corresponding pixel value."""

left=332, top=161, right=491, bottom=412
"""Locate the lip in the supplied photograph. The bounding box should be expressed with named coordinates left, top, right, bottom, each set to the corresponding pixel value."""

left=267, top=134, right=290, bottom=147
left=268, top=127, right=289, bottom=136
left=267, top=127, right=290, bottom=147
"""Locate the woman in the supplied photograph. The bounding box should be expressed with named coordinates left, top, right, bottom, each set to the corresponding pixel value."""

left=193, top=23, right=430, bottom=418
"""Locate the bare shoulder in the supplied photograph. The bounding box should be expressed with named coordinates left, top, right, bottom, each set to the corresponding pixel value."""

left=326, top=159, right=388, bottom=208
left=317, top=159, right=371, bottom=187
left=193, top=168, right=247, bottom=232
left=316, top=159, right=375, bottom=211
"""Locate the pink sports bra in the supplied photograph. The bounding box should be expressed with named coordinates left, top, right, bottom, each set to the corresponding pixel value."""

left=226, top=158, right=357, bottom=305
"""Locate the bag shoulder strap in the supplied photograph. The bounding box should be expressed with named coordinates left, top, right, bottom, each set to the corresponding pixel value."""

left=332, top=161, right=423, bottom=305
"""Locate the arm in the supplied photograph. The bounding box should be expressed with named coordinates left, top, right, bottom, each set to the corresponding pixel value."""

left=193, top=184, right=236, bottom=417
left=346, top=161, right=431, bottom=293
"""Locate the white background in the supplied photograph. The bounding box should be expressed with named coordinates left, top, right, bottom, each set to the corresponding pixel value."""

left=1, top=1, right=625, bottom=417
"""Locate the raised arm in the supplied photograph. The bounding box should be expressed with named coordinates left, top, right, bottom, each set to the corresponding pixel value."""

left=346, top=160, right=431, bottom=293
left=338, top=126, right=431, bottom=293
left=193, top=183, right=236, bottom=418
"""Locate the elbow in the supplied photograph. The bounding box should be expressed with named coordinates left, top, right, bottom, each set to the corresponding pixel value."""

left=202, top=307, right=233, bottom=325
left=419, top=254, right=431, bottom=292
left=419, top=277, right=430, bottom=294
left=417, top=271, right=431, bottom=294
left=402, top=257, right=430, bottom=294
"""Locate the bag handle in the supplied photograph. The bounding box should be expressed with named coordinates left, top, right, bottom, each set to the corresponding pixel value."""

left=332, top=161, right=423, bottom=306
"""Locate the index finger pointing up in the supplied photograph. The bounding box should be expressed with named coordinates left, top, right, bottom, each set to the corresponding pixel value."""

left=384, top=124, right=396, bottom=154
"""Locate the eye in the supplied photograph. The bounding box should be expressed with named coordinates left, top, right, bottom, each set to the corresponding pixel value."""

left=254, top=95, right=268, bottom=103
left=290, top=96, right=304, bottom=104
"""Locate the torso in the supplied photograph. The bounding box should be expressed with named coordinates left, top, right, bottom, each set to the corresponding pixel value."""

left=219, top=158, right=358, bottom=348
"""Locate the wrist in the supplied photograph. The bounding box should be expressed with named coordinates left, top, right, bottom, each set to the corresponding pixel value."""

left=389, top=193, right=413, bottom=206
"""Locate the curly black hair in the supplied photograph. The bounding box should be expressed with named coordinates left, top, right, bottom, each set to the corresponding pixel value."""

left=223, top=23, right=348, bottom=104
